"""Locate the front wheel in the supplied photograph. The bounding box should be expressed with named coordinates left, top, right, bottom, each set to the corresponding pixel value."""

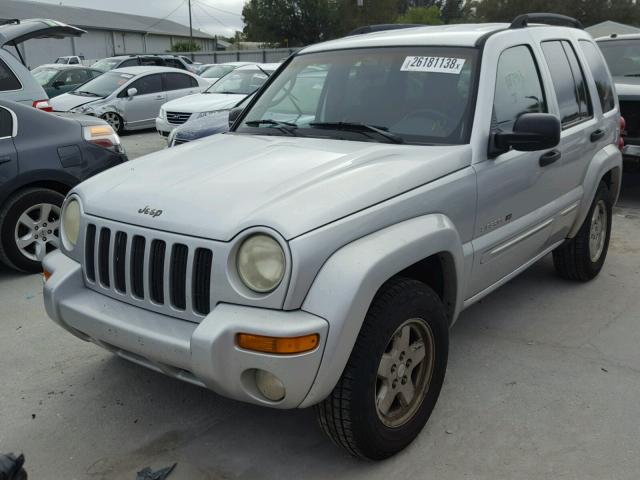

left=315, top=277, right=449, bottom=460
left=553, top=181, right=612, bottom=281
left=100, top=112, right=124, bottom=134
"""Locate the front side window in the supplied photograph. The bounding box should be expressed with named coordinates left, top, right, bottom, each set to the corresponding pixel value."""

left=239, top=47, right=478, bottom=145
left=492, top=45, right=546, bottom=133
left=74, top=71, right=134, bottom=97
left=129, top=74, right=163, bottom=95
left=206, top=68, right=271, bottom=95
left=581, top=40, right=616, bottom=112
left=163, top=73, right=196, bottom=91
left=0, top=59, right=21, bottom=91
left=541, top=40, right=592, bottom=127
left=165, top=58, right=185, bottom=70
left=119, top=58, right=139, bottom=68
left=61, top=69, right=89, bottom=85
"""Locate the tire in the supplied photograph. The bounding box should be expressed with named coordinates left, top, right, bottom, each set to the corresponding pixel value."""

left=553, top=181, right=612, bottom=281
left=100, top=112, right=124, bottom=134
left=315, top=277, right=449, bottom=460
left=0, top=188, right=65, bottom=273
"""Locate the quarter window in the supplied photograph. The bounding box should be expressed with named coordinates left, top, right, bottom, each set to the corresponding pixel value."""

left=129, top=74, right=163, bottom=95
left=0, top=59, right=21, bottom=91
left=0, top=107, right=13, bottom=137
left=580, top=40, right=616, bottom=112
left=163, top=72, right=196, bottom=91
left=492, top=45, right=547, bottom=132
left=541, top=40, right=592, bottom=127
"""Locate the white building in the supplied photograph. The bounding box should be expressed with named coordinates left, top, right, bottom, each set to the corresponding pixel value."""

left=2, top=0, right=219, bottom=68
left=586, top=21, right=640, bottom=39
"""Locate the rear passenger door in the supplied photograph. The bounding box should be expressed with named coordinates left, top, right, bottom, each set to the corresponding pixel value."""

left=538, top=40, right=599, bottom=246
left=162, top=72, right=200, bottom=102
left=0, top=106, right=18, bottom=191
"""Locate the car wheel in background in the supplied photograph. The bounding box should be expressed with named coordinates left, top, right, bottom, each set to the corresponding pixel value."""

left=0, top=188, right=65, bottom=273
left=553, top=181, right=612, bottom=281
left=100, top=112, right=124, bottom=134
left=316, top=277, right=449, bottom=460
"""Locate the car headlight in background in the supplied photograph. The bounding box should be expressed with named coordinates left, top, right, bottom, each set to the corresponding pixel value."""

left=61, top=198, right=81, bottom=250
left=196, top=109, right=228, bottom=119
left=237, top=234, right=285, bottom=293
left=83, top=125, right=124, bottom=153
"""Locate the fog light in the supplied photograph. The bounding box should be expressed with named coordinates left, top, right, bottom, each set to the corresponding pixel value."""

left=255, top=369, right=285, bottom=402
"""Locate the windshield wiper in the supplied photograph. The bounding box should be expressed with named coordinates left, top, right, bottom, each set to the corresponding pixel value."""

left=308, top=122, right=404, bottom=144
left=245, top=119, right=298, bottom=135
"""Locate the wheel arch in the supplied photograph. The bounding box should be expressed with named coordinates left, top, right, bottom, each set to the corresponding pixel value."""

left=299, top=214, right=464, bottom=408
left=0, top=170, right=77, bottom=211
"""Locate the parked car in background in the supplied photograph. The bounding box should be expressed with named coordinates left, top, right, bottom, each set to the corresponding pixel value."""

left=91, top=54, right=196, bottom=73
left=198, top=62, right=253, bottom=83
left=0, top=19, right=85, bottom=111
left=31, top=64, right=102, bottom=98
left=0, top=100, right=126, bottom=272
left=50, top=66, right=207, bottom=133
left=43, top=14, right=623, bottom=459
left=156, top=63, right=278, bottom=137
left=177, top=55, right=203, bottom=73
left=53, top=55, right=85, bottom=65
left=596, top=34, right=640, bottom=158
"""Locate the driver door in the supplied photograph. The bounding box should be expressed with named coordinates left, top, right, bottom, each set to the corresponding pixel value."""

left=120, top=73, right=166, bottom=129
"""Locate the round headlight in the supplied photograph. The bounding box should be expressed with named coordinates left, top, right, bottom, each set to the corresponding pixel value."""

left=62, top=199, right=81, bottom=249
left=236, top=234, right=285, bottom=293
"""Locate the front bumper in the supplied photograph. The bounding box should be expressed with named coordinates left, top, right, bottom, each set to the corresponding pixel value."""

left=43, top=250, right=329, bottom=409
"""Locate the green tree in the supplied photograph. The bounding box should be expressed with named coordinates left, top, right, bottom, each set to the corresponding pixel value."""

left=441, top=0, right=463, bottom=23
left=396, top=6, right=443, bottom=24
left=170, top=40, right=201, bottom=52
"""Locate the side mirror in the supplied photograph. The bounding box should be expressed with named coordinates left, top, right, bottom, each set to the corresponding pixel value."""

left=127, top=87, right=138, bottom=98
left=52, top=80, right=64, bottom=89
left=489, top=113, right=560, bottom=157
left=228, top=106, right=244, bottom=127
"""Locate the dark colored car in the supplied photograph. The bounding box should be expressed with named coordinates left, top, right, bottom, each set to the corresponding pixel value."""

left=31, top=64, right=103, bottom=98
left=0, top=100, right=127, bottom=272
left=92, top=54, right=196, bottom=73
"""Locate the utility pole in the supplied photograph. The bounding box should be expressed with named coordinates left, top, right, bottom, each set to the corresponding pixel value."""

left=188, top=0, right=194, bottom=60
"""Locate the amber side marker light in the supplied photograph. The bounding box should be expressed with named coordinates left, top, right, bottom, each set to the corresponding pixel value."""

left=236, top=333, right=319, bottom=354
left=43, top=270, right=52, bottom=282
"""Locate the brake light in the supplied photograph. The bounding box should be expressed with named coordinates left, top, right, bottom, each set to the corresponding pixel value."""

left=32, top=100, right=53, bottom=112
left=83, top=125, right=124, bottom=152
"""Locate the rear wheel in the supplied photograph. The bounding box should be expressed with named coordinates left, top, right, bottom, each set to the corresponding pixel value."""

left=316, top=277, right=449, bottom=460
left=552, top=181, right=612, bottom=281
left=101, top=112, right=123, bottom=134
left=0, top=188, right=64, bottom=273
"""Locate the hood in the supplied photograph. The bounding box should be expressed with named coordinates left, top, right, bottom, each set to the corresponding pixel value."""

left=613, top=76, right=640, bottom=98
left=173, top=113, right=229, bottom=141
left=75, top=134, right=472, bottom=241
left=163, top=92, right=245, bottom=114
left=50, top=92, right=102, bottom=111
left=0, top=19, right=84, bottom=48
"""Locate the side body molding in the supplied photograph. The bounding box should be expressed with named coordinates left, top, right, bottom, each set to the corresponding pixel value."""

left=569, top=143, right=622, bottom=238
left=299, top=214, right=464, bottom=408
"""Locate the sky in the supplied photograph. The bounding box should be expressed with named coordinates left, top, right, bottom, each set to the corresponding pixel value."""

left=33, top=0, right=246, bottom=37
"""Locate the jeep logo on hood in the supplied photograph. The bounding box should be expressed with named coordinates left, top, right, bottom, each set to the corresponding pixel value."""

left=138, top=206, right=163, bottom=218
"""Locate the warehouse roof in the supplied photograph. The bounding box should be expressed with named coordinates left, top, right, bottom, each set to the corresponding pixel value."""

left=1, top=0, right=214, bottom=39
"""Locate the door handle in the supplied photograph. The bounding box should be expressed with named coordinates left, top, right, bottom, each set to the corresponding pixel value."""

left=590, top=129, right=606, bottom=142
left=155, top=95, right=164, bottom=100
left=539, top=149, right=561, bottom=167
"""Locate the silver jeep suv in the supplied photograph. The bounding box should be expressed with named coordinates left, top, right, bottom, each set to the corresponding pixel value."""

left=43, top=13, right=622, bottom=459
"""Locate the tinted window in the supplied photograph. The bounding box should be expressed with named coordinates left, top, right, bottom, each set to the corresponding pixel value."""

left=0, top=59, right=21, bottom=91
left=542, top=41, right=591, bottom=127
left=492, top=45, right=546, bottom=132
left=165, top=58, right=186, bottom=70
left=163, top=72, right=196, bottom=90
left=580, top=40, right=616, bottom=112
left=119, top=58, right=139, bottom=68
left=129, top=74, right=163, bottom=94
left=69, top=57, right=79, bottom=64
left=0, top=108, right=12, bottom=137
left=140, top=57, right=163, bottom=66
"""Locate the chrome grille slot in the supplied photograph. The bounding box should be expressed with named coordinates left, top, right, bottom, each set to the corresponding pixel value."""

left=81, top=220, right=215, bottom=323
left=166, top=111, right=191, bottom=125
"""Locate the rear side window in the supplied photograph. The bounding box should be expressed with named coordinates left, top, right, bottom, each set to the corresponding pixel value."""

left=492, top=45, right=547, bottom=132
left=130, top=74, right=162, bottom=94
left=140, top=57, right=163, bottom=66
left=119, top=58, right=139, bottom=68
left=163, top=72, right=197, bottom=90
left=164, top=58, right=186, bottom=70
left=579, top=40, right=616, bottom=112
left=0, top=107, right=13, bottom=137
left=0, top=59, right=21, bottom=91
left=541, top=40, right=592, bottom=127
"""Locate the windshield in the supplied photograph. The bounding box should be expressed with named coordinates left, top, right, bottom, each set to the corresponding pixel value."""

left=238, top=47, right=478, bottom=145
left=598, top=39, right=640, bottom=76
left=32, top=68, right=58, bottom=85
left=91, top=58, right=121, bottom=71
left=202, top=64, right=237, bottom=79
left=73, top=71, right=133, bottom=97
left=205, top=68, right=270, bottom=94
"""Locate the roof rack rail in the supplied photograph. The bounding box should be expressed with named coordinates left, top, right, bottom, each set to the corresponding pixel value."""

left=510, top=13, right=583, bottom=30
left=347, top=24, right=421, bottom=36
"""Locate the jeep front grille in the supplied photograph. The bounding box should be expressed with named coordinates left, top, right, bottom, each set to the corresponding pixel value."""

left=166, top=111, right=191, bottom=125
left=83, top=219, right=215, bottom=321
